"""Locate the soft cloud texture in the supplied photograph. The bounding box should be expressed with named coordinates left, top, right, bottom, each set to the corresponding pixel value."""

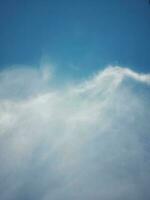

left=0, top=66, right=150, bottom=200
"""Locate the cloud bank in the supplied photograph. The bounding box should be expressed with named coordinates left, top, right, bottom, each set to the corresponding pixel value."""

left=0, top=66, right=150, bottom=200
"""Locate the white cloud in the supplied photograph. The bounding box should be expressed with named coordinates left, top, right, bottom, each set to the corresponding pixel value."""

left=0, top=66, right=150, bottom=200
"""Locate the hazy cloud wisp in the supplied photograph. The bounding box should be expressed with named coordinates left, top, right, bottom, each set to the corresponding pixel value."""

left=0, top=66, right=150, bottom=200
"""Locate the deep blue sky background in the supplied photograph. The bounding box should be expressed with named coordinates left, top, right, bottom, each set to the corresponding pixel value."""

left=0, top=0, right=150, bottom=77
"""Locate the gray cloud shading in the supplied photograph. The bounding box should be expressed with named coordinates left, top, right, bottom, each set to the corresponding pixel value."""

left=0, top=66, right=150, bottom=200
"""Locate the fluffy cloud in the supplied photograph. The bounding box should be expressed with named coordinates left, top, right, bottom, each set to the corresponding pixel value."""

left=0, top=66, right=150, bottom=200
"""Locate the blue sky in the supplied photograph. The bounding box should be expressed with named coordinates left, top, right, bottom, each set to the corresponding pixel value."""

left=0, top=0, right=150, bottom=76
